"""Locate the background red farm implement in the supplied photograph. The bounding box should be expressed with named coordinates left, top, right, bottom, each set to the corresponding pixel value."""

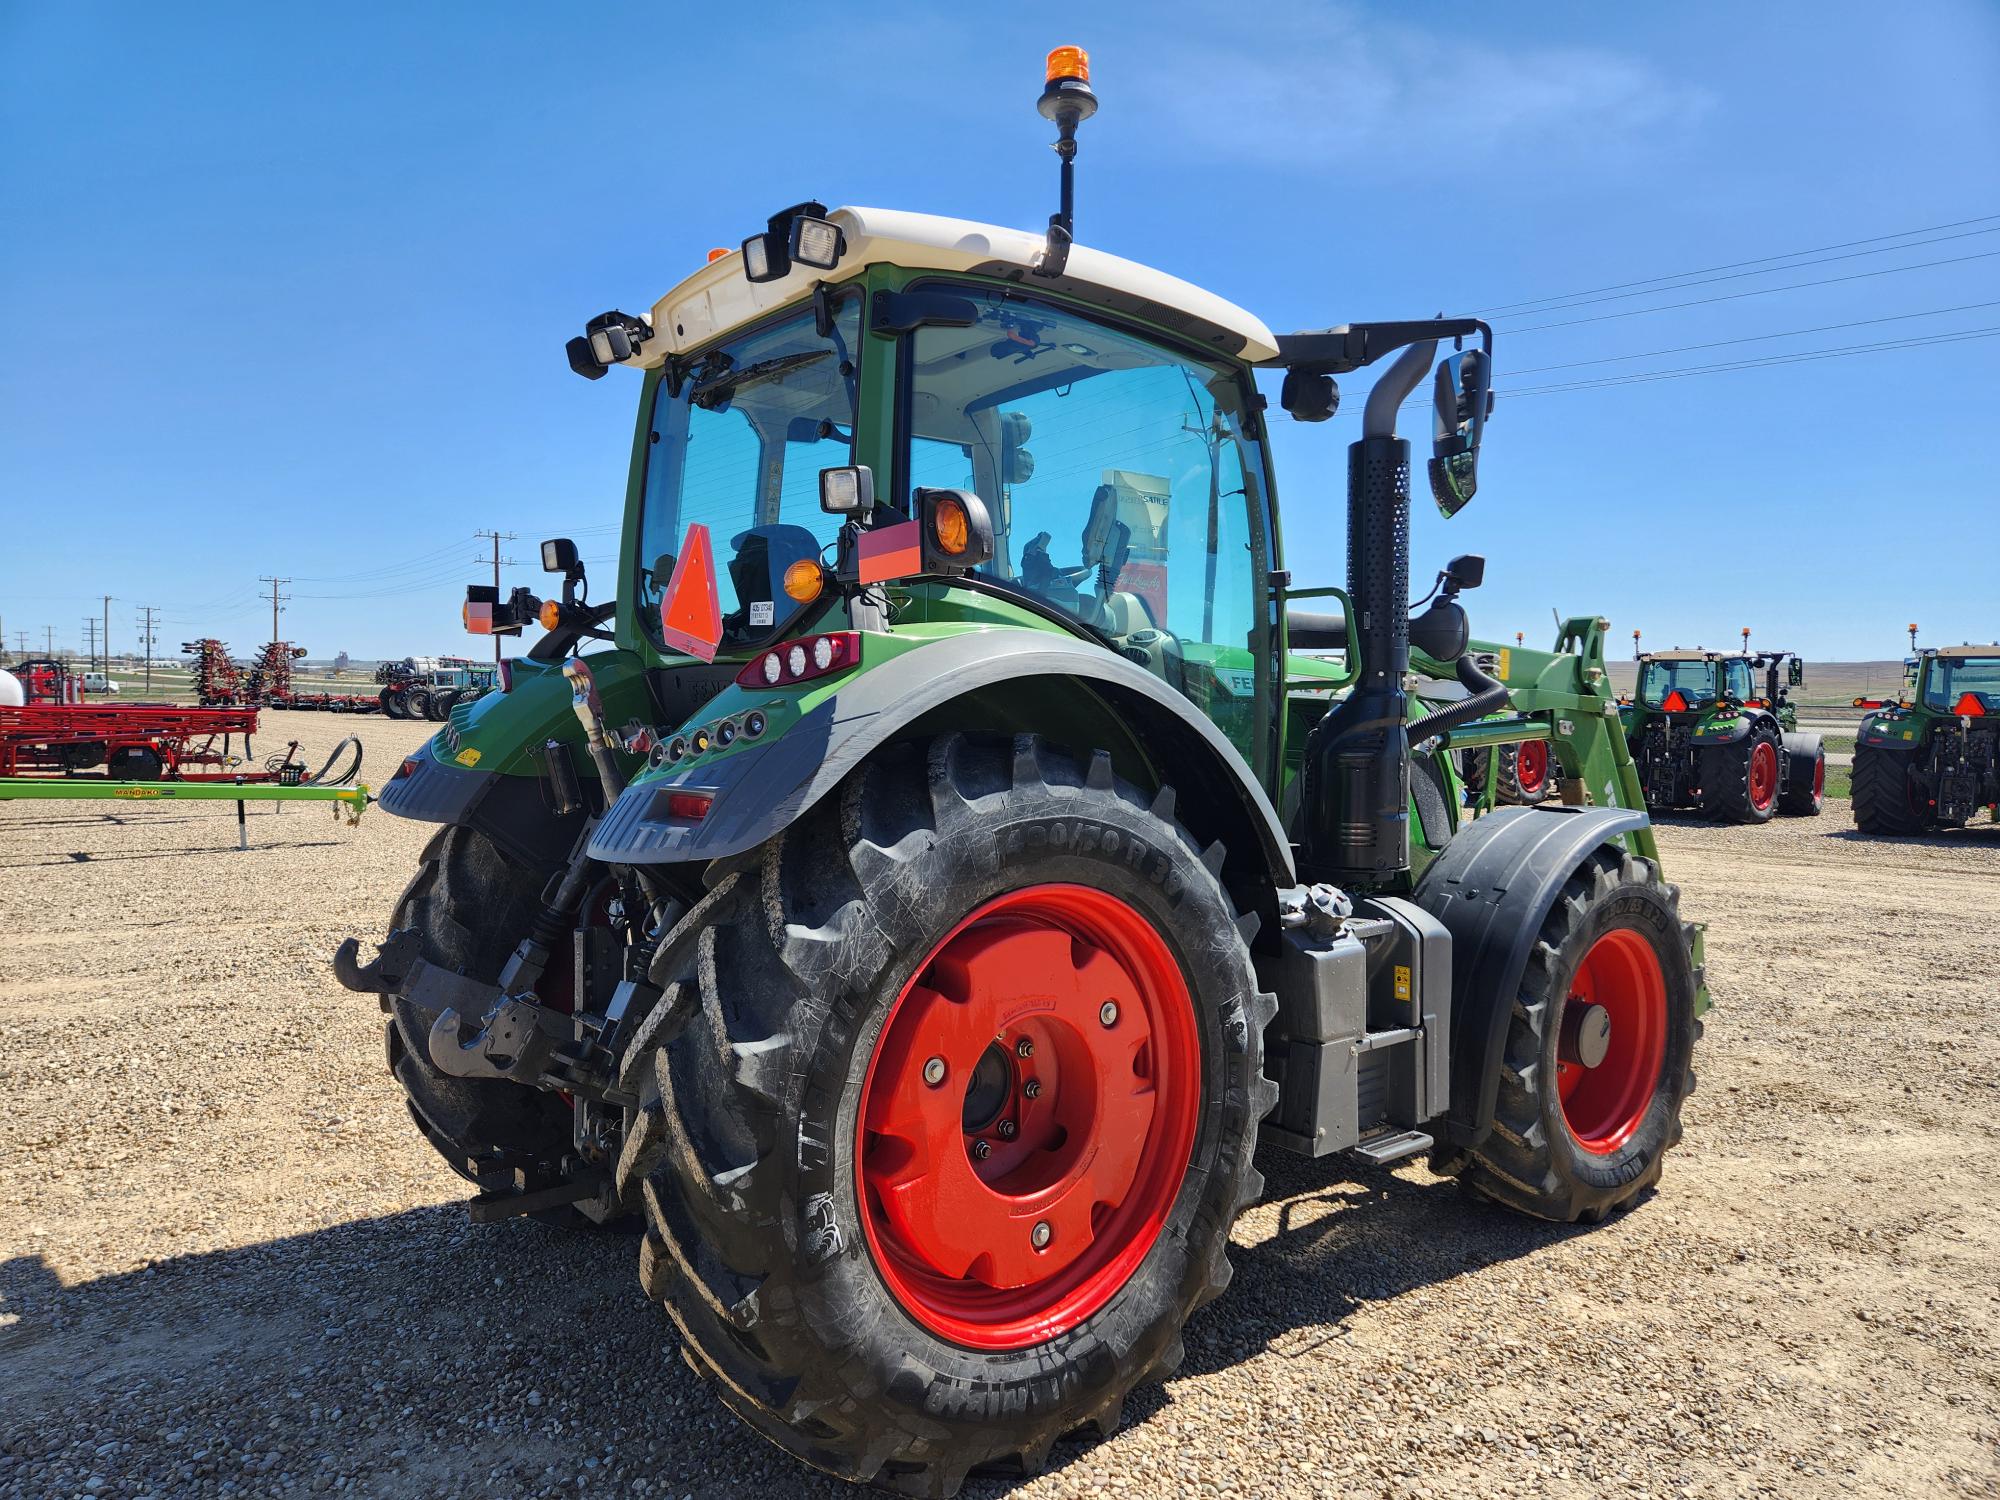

left=0, top=702, right=261, bottom=780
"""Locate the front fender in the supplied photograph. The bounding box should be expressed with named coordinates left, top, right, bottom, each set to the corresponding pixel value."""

left=587, top=628, right=1295, bottom=885
left=1412, top=803, right=1652, bottom=1148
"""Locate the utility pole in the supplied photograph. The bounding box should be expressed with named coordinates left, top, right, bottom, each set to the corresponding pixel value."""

left=259, top=576, right=291, bottom=645
left=136, top=605, right=160, bottom=695
left=82, top=617, right=99, bottom=669
left=101, top=594, right=114, bottom=672
left=11, top=630, right=27, bottom=658
left=473, top=530, right=518, bottom=666
left=44, top=625, right=56, bottom=657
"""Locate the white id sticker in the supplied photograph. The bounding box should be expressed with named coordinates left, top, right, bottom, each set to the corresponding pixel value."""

left=749, top=600, right=775, bottom=626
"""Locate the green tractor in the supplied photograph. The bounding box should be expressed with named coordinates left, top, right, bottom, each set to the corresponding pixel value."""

left=1619, top=640, right=1824, bottom=823
left=1852, top=639, right=2000, bottom=834
left=335, top=52, right=1707, bottom=1493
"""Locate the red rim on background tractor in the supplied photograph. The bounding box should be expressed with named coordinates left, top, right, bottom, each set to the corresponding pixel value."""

left=1748, top=740, right=1779, bottom=812
left=1514, top=740, right=1549, bottom=795
left=1556, top=929, right=1667, bottom=1154
left=856, top=884, right=1200, bottom=1350
left=1814, top=752, right=1826, bottom=801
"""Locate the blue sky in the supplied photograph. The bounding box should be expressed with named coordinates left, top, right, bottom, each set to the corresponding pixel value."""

left=3, top=0, right=1996, bottom=663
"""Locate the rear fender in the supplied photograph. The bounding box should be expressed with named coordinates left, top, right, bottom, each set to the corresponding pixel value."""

left=588, top=628, right=1295, bottom=892
left=378, top=647, right=650, bottom=869
left=1857, top=708, right=1928, bottom=752
left=1411, top=803, right=1651, bottom=1147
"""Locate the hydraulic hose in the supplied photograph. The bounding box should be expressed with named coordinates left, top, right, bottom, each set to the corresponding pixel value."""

left=1408, top=654, right=1511, bottom=746
left=308, top=735, right=364, bottom=786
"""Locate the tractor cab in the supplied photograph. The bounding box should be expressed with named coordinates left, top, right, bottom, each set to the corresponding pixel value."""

left=1919, top=646, right=2000, bottom=717
left=1636, top=650, right=1746, bottom=714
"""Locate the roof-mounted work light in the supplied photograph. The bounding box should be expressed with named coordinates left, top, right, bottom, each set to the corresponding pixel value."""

left=565, top=309, right=654, bottom=380
left=742, top=201, right=844, bottom=284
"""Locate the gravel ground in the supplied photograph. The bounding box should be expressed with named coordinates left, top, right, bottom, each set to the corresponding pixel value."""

left=2, top=709, right=1996, bottom=1499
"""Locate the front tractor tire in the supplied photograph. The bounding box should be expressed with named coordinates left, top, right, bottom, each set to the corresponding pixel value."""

left=380, top=826, right=578, bottom=1205
left=1852, top=743, right=1930, bottom=834
left=1457, top=847, right=1698, bottom=1223
left=1699, top=724, right=1781, bottom=824
left=1778, top=737, right=1826, bottom=817
left=616, top=734, right=1276, bottom=1494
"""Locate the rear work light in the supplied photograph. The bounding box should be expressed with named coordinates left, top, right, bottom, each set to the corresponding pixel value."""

left=738, top=631, right=860, bottom=689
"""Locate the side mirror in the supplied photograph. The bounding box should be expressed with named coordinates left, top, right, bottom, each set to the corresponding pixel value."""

left=1789, top=658, right=1805, bottom=686
left=541, top=538, right=580, bottom=575
left=1429, top=348, right=1493, bottom=516
left=1442, top=553, right=1485, bottom=592
left=1280, top=368, right=1339, bottom=423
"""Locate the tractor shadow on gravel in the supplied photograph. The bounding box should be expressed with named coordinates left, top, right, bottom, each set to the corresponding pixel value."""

left=0, top=1159, right=1612, bottom=1498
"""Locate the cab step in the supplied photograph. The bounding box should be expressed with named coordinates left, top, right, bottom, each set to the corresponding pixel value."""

left=1350, top=1129, right=1433, bottom=1167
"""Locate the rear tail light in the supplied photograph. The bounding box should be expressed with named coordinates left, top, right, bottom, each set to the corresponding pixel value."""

left=738, top=631, right=860, bottom=689
left=664, top=791, right=711, bottom=821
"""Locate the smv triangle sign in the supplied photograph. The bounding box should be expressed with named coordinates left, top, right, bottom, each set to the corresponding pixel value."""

left=658, top=522, right=723, bottom=662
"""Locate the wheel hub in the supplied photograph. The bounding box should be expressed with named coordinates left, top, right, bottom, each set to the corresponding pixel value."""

left=1555, top=928, right=1667, bottom=1155
left=1562, top=1002, right=1613, bottom=1069
left=857, top=884, right=1199, bottom=1349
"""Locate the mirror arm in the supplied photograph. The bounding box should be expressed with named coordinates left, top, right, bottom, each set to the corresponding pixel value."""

left=1265, top=318, right=1491, bottom=376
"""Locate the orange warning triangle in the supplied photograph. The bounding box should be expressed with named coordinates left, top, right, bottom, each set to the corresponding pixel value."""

left=659, top=522, right=723, bottom=662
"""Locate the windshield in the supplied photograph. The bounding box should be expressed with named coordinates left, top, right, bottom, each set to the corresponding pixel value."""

left=900, top=281, right=1275, bottom=767
left=635, top=294, right=861, bottom=655
left=1924, top=655, right=2000, bottom=711
left=1639, top=659, right=1720, bottom=707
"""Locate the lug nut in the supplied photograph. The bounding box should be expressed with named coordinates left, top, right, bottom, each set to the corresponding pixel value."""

left=1099, top=1000, right=1119, bottom=1027
left=971, top=1139, right=991, bottom=1160
left=1023, top=1079, right=1042, bottom=1100
left=923, top=1056, right=947, bottom=1087
left=1015, top=1037, right=1034, bottom=1059
left=1031, top=1221, right=1052, bottom=1250
left=997, top=1119, right=1018, bottom=1140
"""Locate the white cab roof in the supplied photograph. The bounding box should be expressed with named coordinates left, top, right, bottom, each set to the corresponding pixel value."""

left=635, top=206, right=1279, bottom=366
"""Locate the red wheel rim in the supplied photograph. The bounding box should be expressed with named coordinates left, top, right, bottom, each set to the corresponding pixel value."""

left=1813, top=752, right=1825, bottom=800
left=1748, top=740, right=1778, bottom=811
left=1556, top=929, right=1667, bottom=1154
left=1514, top=740, right=1549, bottom=794
left=856, top=884, right=1200, bottom=1350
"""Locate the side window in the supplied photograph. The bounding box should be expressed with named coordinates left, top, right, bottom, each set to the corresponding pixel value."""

left=1724, top=660, right=1753, bottom=700
left=903, top=287, right=1273, bottom=768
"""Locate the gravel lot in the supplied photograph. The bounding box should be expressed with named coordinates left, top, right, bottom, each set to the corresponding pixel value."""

left=3, top=710, right=1996, bottom=1498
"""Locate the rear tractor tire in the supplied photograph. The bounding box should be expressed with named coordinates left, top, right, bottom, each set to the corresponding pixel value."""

left=380, top=687, right=406, bottom=719
left=1851, top=743, right=1930, bottom=835
left=1457, top=846, right=1698, bottom=1223
left=1699, top=724, right=1781, bottom=824
left=615, top=734, right=1276, bottom=1494
left=380, top=825, right=582, bottom=1216
left=405, top=688, right=434, bottom=721
left=1461, top=742, right=1551, bottom=806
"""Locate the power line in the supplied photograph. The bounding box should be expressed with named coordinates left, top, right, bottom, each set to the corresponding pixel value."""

left=1506, top=299, right=2000, bottom=376
left=1474, top=211, right=2000, bottom=316
left=473, top=530, right=518, bottom=667
left=258, top=576, right=291, bottom=644
left=1504, top=249, right=2000, bottom=335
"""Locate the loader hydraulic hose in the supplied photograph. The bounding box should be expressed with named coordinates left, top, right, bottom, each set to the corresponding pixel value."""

left=1408, top=654, right=1511, bottom=746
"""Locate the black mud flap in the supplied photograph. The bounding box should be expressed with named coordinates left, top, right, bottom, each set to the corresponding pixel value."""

left=1412, top=803, right=1648, bottom=1148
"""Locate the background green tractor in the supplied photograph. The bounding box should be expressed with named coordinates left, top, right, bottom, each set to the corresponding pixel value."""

left=1852, top=640, right=2000, bottom=834
left=336, top=52, right=1707, bottom=1494
left=1618, top=644, right=1824, bottom=822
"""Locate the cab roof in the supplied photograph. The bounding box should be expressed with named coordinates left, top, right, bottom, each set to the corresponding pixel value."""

left=632, top=206, right=1281, bottom=367
left=1931, top=644, right=2000, bottom=658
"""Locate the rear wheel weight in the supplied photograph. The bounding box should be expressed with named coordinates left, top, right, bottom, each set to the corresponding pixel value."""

left=1778, top=740, right=1826, bottom=817
left=1459, top=847, right=1697, bottom=1222
left=617, top=734, right=1276, bottom=1492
